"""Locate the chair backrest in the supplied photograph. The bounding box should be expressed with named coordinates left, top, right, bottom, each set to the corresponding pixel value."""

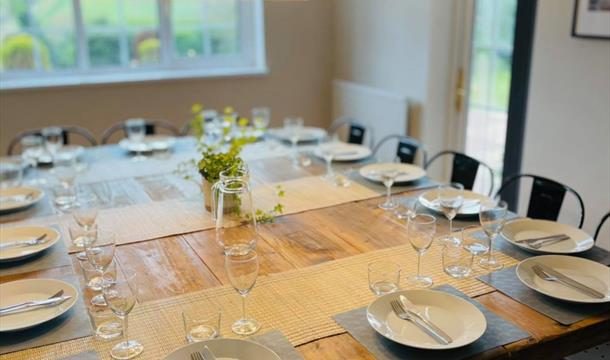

left=101, top=119, right=180, bottom=144
left=495, top=174, right=585, bottom=228
left=328, top=117, right=374, bottom=148
left=7, top=126, right=97, bottom=155
left=594, top=212, right=610, bottom=241
left=373, top=135, right=427, bottom=166
left=425, top=150, right=495, bottom=196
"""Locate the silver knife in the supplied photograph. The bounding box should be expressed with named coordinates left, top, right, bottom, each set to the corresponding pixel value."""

left=0, top=296, right=72, bottom=315
left=399, top=295, right=453, bottom=344
left=0, top=234, right=48, bottom=250
left=537, top=264, right=606, bottom=299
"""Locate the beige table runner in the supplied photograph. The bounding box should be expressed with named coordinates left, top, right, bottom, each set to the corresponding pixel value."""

left=1, top=242, right=518, bottom=359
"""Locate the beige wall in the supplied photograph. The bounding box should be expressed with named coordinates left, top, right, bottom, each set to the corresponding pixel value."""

left=522, top=0, right=610, bottom=250
left=0, top=0, right=334, bottom=151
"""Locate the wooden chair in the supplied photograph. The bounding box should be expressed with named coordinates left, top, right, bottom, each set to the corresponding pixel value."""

left=372, top=135, right=428, bottom=166
left=328, top=117, right=374, bottom=148
left=425, top=150, right=495, bottom=196
left=101, top=119, right=180, bottom=144
left=7, top=126, right=97, bottom=155
left=495, top=174, right=585, bottom=228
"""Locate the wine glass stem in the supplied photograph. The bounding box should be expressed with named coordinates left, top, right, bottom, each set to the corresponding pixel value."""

left=121, top=315, right=129, bottom=345
left=385, top=186, right=391, bottom=204
left=291, top=140, right=297, bottom=160
left=326, top=159, right=333, bottom=177
left=241, top=295, right=247, bottom=320
left=487, top=236, right=494, bottom=261
left=417, top=252, right=422, bottom=278
left=448, top=218, right=453, bottom=234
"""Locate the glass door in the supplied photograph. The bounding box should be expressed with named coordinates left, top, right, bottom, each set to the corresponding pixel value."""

left=460, top=0, right=518, bottom=192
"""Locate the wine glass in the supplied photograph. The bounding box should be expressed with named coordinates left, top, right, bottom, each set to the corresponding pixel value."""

left=478, top=200, right=508, bottom=271
left=85, top=231, right=116, bottom=306
left=125, top=119, right=146, bottom=161
left=283, top=117, right=303, bottom=167
left=462, top=225, right=489, bottom=261
left=41, top=126, right=63, bottom=157
left=378, top=169, right=399, bottom=210
left=20, top=135, right=43, bottom=167
left=252, top=107, right=270, bottom=133
left=225, top=250, right=260, bottom=335
left=407, top=214, right=436, bottom=288
left=437, top=182, right=464, bottom=245
left=103, top=268, right=143, bottom=360
left=317, top=140, right=351, bottom=187
left=74, top=191, right=99, bottom=231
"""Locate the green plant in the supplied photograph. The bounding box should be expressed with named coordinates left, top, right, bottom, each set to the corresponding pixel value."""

left=137, top=37, right=160, bottom=64
left=197, top=141, right=244, bottom=183
left=0, top=33, right=51, bottom=71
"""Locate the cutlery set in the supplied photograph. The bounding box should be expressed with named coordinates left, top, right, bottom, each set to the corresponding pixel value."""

left=0, top=233, right=48, bottom=250
left=532, top=264, right=606, bottom=299
left=0, top=289, right=72, bottom=316
left=0, top=192, right=34, bottom=203
left=390, top=296, right=453, bottom=345
left=516, top=233, right=571, bottom=249
left=190, top=346, right=217, bottom=360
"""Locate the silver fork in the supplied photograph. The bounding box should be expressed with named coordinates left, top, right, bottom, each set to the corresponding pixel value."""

left=190, top=352, right=204, bottom=360
left=201, top=346, right=217, bottom=360
left=532, top=264, right=605, bottom=298
left=0, top=233, right=48, bottom=250
left=527, top=236, right=570, bottom=249
left=389, top=300, right=449, bottom=345
left=0, top=289, right=64, bottom=313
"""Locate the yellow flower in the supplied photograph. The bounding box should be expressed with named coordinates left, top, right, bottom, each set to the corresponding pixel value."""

left=224, top=106, right=234, bottom=114
left=238, top=117, right=249, bottom=127
left=191, top=103, right=203, bottom=114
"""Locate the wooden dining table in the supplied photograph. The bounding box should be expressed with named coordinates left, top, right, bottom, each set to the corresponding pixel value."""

left=1, top=137, right=609, bottom=359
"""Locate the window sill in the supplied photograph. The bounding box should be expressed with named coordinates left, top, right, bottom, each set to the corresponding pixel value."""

left=0, top=65, right=269, bottom=91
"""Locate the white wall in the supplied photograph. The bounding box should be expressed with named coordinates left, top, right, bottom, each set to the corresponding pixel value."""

left=333, top=0, right=456, bottom=161
left=522, top=0, right=610, bottom=249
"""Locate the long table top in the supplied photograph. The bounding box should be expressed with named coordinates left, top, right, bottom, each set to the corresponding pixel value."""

left=1, top=138, right=609, bottom=359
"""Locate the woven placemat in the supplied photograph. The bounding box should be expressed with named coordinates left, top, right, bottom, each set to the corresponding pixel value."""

left=2, top=242, right=518, bottom=359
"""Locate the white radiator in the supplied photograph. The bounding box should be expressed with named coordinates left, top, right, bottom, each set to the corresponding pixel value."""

left=332, top=79, right=410, bottom=161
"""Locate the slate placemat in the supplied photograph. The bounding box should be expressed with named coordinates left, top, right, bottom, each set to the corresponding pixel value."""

left=0, top=225, right=72, bottom=276
left=478, top=266, right=610, bottom=325
left=333, top=284, right=530, bottom=360
left=252, top=330, right=304, bottom=360
left=0, top=274, right=93, bottom=355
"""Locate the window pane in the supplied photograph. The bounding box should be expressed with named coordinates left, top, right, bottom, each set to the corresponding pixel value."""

left=171, top=0, right=239, bottom=58
left=1, top=0, right=75, bottom=72
left=82, top=0, right=160, bottom=67
left=492, top=50, right=512, bottom=109
left=469, top=48, right=491, bottom=108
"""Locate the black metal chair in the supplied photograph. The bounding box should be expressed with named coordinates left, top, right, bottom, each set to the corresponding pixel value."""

left=425, top=150, right=495, bottom=196
left=101, top=119, right=180, bottom=144
left=594, top=211, right=609, bottom=241
left=495, top=174, right=585, bottom=228
left=372, top=135, right=428, bottom=166
left=328, top=117, right=374, bottom=148
left=7, top=126, right=97, bottom=155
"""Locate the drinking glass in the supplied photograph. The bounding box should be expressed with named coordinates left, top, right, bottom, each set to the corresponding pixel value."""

left=442, top=242, right=472, bottom=279
left=0, top=159, right=23, bottom=188
left=182, top=306, right=221, bottom=343
left=394, top=197, right=418, bottom=221
left=317, top=141, right=351, bottom=187
left=73, top=192, right=99, bottom=231
left=87, top=305, right=123, bottom=340
left=225, top=250, right=260, bottom=335
left=125, top=119, right=146, bottom=161
left=478, top=200, right=508, bottom=271
left=462, top=225, right=489, bottom=261
left=79, top=257, right=117, bottom=306
left=252, top=107, right=270, bottom=131
left=368, top=261, right=400, bottom=296
left=103, top=269, right=143, bottom=359
left=20, top=135, right=44, bottom=167
left=378, top=169, right=399, bottom=210
left=283, top=117, right=304, bottom=166
left=69, top=224, right=98, bottom=261
left=437, top=183, right=464, bottom=245
left=407, top=214, right=436, bottom=288
left=41, top=126, right=63, bottom=156
left=85, top=232, right=117, bottom=306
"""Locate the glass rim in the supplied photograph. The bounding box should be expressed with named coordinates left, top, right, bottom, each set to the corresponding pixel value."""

left=408, top=213, right=437, bottom=225
left=368, top=260, right=401, bottom=271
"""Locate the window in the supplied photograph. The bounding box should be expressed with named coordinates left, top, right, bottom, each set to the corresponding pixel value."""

left=0, top=0, right=266, bottom=89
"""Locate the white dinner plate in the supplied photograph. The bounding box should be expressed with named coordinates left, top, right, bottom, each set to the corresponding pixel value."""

left=0, top=226, right=60, bottom=262
left=516, top=255, right=610, bottom=303
left=502, top=219, right=594, bottom=254
left=163, top=338, right=281, bottom=360
left=0, top=186, right=44, bottom=212
left=267, top=126, right=327, bottom=143
left=0, top=278, right=78, bottom=332
left=119, top=135, right=176, bottom=153
left=359, top=163, right=427, bottom=184
left=367, top=289, right=487, bottom=350
left=418, top=189, right=490, bottom=216
left=313, top=142, right=372, bottom=162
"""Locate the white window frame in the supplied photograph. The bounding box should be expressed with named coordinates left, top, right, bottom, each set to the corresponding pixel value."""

left=0, top=0, right=267, bottom=90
